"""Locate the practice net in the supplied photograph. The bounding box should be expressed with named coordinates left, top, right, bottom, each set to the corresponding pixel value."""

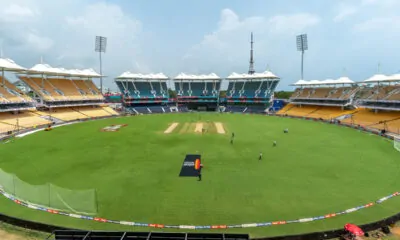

left=395, top=136, right=400, bottom=152
left=0, top=168, right=97, bottom=215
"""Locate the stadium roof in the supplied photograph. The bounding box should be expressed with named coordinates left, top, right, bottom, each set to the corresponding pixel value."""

left=0, top=58, right=26, bottom=72
left=363, top=73, right=400, bottom=83
left=293, top=77, right=355, bottom=85
left=26, top=64, right=102, bottom=78
left=387, top=74, right=400, bottom=81
left=115, top=71, right=169, bottom=80
left=226, top=71, right=279, bottom=80
left=364, top=74, right=389, bottom=82
left=173, top=73, right=221, bottom=80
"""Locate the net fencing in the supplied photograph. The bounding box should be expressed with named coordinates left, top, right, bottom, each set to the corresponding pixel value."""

left=395, top=136, right=400, bottom=152
left=0, top=168, right=97, bottom=215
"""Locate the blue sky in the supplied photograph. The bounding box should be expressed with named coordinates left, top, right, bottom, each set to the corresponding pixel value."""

left=1, top=0, right=400, bottom=90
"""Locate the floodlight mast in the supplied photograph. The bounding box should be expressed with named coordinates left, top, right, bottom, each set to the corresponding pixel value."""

left=95, top=36, right=107, bottom=94
left=296, top=34, right=308, bottom=80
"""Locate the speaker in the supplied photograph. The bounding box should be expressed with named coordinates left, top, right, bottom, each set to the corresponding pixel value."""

left=7, top=131, right=12, bottom=135
left=382, top=226, right=390, bottom=234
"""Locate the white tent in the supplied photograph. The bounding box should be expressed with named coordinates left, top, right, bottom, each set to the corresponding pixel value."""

left=0, top=58, right=26, bottom=72
left=364, top=74, right=389, bottom=82
left=27, top=64, right=102, bottom=78
left=321, top=79, right=336, bottom=84
left=293, top=77, right=354, bottom=86
left=174, top=73, right=221, bottom=80
left=336, top=76, right=354, bottom=84
left=0, top=58, right=26, bottom=85
left=226, top=70, right=279, bottom=80
left=116, top=71, right=169, bottom=80
left=28, top=63, right=64, bottom=75
left=308, top=80, right=322, bottom=85
left=385, top=74, right=400, bottom=82
left=73, top=68, right=102, bottom=78
left=293, top=79, right=308, bottom=85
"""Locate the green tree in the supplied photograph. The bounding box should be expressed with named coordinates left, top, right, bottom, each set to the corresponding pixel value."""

left=274, top=91, right=293, bottom=99
left=168, top=89, right=177, bottom=98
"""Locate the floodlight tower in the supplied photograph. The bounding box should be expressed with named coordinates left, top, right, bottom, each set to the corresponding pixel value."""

left=296, top=34, right=308, bottom=80
left=95, top=36, right=107, bottom=94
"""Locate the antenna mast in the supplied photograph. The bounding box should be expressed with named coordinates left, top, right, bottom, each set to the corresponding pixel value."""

left=248, top=32, right=255, bottom=75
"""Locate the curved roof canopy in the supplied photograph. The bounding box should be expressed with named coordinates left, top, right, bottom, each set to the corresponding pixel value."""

left=364, top=74, right=389, bottom=82
left=174, top=73, right=221, bottom=80
left=0, top=58, right=26, bottom=72
left=293, top=77, right=354, bottom=85
left=226, top=71, right=279, bottom=80
left=116, top=71, right=169, bottom=80
left=27, top=64, right=101, bottom=78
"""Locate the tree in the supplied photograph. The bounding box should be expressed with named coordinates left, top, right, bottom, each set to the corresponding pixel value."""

left=168, top=89, right=177, bottom=98
left=274, top=91, right=293, bottom=99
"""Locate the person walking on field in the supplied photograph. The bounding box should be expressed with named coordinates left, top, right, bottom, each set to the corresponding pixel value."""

left=259, top=152, right=262, bottom=160
left=198, top=163, right=203, bottom=181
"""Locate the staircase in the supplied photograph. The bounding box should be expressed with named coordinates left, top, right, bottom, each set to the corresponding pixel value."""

left=384, top=88, right=400, bottom=100
left=72, top=108, right=90, bottom=118
left=305, top=107, right=321, bottom=117
left=102, top=107, right=115, bottom=116
left=40, top=115, right=64, bottom=124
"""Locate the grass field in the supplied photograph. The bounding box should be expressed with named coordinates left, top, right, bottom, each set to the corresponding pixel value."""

left=0, top=113, right=399, bottom=238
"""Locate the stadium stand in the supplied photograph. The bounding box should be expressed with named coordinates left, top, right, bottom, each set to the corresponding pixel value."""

left=281, top=78, right=357, bottom=120
left=224, top=71, right=279, bottom=113
left=341, top=108, right=400, bottom=133
left=74, top=106, right=118, bottom=118
left=280, top=76, right=400, bottom=134
left=0, top=111, right=50, bottom=128
left=173, top=73, right=221, bottom=111
left=290, top=78, right=357, bottom=107
left=38, top=108, right=86, bottom=121
left=0, top=58, right=39, bottom=135
left=115, top=72, right=169, bottom=113
left=16, top=63, right=117, bottom=123
left=19, top=64, right=104, bottom=106
left=356, top=82, right=400, bottom=110
left=20, top=76, right=104, bottom=102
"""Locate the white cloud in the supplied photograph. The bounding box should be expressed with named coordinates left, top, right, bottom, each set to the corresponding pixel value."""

left=361, top=0, right=398, bottom=6
left=65, top=2, right=141, bottom=37
left=354, top=16, right=400, bottom=32
left=25, top=32, right=53, bottom=51
left=61, top=2, right=142, bottom=71
left=333, top=5, right=357, bottom=22
left=0, top=3, right=37, bottom=22
left=184, top=9, right=319, bottom=68
left=268, top=14, right=320, bottom=34
left=0, top=0, right=145, bottom=90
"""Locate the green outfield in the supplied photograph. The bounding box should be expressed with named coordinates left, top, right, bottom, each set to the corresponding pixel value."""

left=0, top=113, right=399, bottom=238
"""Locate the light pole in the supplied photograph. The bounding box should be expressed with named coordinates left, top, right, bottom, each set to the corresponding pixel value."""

left=95, top=36, right=107, bottom=94
left=296, top=34, right=308, bottom=80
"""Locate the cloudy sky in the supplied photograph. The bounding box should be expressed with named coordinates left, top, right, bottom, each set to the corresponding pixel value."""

left=1, top=0, right=400, bottom=90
